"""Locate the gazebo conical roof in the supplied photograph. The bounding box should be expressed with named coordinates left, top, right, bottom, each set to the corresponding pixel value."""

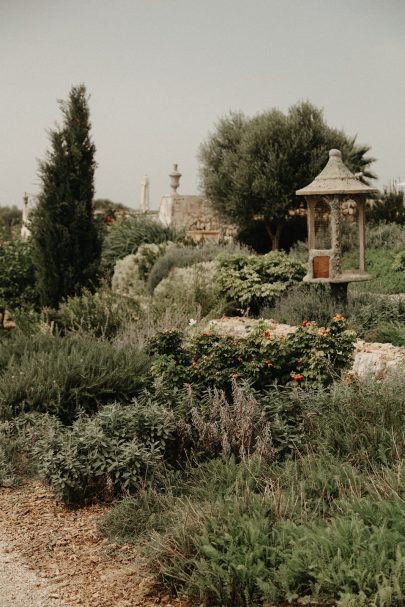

left=296, top=149, right=378, bottom=197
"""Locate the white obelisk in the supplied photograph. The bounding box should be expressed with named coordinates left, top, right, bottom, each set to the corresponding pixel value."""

left=140, top=175, right=150, bottom=213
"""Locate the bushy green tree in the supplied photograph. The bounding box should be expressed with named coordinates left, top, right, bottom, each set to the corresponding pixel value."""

left=0, top=206, right=22, bottom=241
left=199, top=102, right=376, bottom=250
left=367, top=186, right=405, bottom=224
left=31, top=84, right=101, bottom=307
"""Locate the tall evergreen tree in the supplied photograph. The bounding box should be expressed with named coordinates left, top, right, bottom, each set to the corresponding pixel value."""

left=31, top=84, right=101, bottom=307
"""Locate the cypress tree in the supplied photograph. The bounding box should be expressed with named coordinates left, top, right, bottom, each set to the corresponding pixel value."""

left=31, top=84, right=101, bottom=307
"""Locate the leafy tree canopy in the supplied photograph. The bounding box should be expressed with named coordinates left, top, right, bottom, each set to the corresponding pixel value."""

left=199, top=101, right=376, bottom=250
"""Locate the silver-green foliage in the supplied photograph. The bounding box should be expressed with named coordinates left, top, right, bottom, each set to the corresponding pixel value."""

left=34, top=401, right=175, bottom=506
left=0, top=334, right=149, bottom=423
left=102, top=216, right=180, bottom=274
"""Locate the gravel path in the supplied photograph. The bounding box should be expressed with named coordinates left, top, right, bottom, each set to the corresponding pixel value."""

left=0, top=540, right=70, bottom=607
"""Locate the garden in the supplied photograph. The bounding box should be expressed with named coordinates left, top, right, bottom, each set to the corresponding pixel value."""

left=0, top=87, right=404, bottom=607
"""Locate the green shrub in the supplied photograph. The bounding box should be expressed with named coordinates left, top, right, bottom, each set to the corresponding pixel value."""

left=366, top=222, right=405, bottom=251
left=152, top=261, right=222, bottom=318
left=35, top=403, right=167, bottom=506
left=149, top=316, right=355, bottom=393
left=101, top=216, right=181, bottom=276
left=216, top=251, right=305, bottom=313
left=0, top=334, right=150, bottom=423
left=263, top=283, right=335, bottom=326
left=112, top=243, right=169, bottom=298
left=302, top=374, right=405, bottom=467
left=0, top=239, right=38, bottom=310
left=267, top=498, right=405, bottom=607
left=147, top=242, right=245, bottom=294
left=45, top=288, right=140, bottom=339
left=363, top=322, right=405, bottom=347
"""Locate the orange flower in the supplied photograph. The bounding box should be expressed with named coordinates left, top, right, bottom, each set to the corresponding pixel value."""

left=317, top=328, right=329, bottom=337
left=291, top=373, right=304, bottom=381
left=262, top=329, right=271, bottom=339
left=301, top=320, right=310, bottom=327
left=191, top=355, right=199, bottom=369
left=333, top=313, right=345, bottom=322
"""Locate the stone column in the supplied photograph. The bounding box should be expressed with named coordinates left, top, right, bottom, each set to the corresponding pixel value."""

left=330, top=197, right=342, bottom=278
left=357, top=198, right=366, bottom=272
left=306, top=198, right=316, bottom=249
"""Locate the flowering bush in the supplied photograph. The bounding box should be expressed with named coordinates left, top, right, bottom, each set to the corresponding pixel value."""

left=149, top=316, right=355, bottom=393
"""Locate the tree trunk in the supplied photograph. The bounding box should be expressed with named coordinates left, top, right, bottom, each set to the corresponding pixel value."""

left=264, top=221, right=284, bottom=251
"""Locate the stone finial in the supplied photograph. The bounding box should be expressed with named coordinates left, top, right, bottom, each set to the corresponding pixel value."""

left=169, top=164, right=182, bottom=195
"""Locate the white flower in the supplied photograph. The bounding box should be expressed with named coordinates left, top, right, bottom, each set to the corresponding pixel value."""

left=188, top=318, right=197, bottom=326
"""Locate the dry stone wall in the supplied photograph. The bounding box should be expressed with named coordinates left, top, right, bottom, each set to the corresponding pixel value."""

left=158, top=194, right=237, bottom=242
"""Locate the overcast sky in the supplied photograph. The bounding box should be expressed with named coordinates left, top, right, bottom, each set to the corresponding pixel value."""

left=1, top=0, right=404, bottom=210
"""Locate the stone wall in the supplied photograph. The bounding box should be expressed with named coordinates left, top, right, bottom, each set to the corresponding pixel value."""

left=158, top=194, right=237, bottom=242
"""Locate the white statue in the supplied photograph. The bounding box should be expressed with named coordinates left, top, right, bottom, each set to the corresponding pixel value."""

left=140, top=175, right=150, bottom=213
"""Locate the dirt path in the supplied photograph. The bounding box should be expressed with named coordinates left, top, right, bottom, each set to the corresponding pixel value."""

left=0, top=482, right=184, bottom=607
left=0, top=540, right=70, bottom=607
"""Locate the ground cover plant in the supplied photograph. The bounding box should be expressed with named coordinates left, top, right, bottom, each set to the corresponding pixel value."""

left=99, top=374, right=405, bottom=607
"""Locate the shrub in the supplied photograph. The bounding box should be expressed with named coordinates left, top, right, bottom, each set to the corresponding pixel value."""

left=0, top=239, right=38, bottom=310
left=45, top=288, right=140, bottom=339
left=0, top=334, right=150, bottom=423
left=112, top=243, right=169, bottom=298
left=101, top=215, right=180, bottom=276
left=184, top=383, right=275, bottom=463
left=365, top=222, right=405, bottom=251
left=367, top=188, right=405, bottom=225
left=301, top=374, right=405, bottom=467
left=152, top=261, right=222, bottom=318
left=147, top=242, right=245, bottom=294
left=363, top=322, right=405, bottom=347
left=263, top=283, right=335, bottom=326
left=35, top=405, right=165, bottom=506
left=216, top=251, right=305, bottom=313
left=148, top=316, right=355, bottom=393
left=267, top=498, right=405, bottom=607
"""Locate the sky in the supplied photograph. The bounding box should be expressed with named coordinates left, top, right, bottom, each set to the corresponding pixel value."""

left=1, top=0, right=404, bottom=210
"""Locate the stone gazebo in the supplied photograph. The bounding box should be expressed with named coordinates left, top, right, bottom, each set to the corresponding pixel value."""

left=296, top=149, right=378, bottom=304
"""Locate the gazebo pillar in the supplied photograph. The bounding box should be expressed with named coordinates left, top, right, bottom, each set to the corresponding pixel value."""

left=358, top=198, right=366, bottom=273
